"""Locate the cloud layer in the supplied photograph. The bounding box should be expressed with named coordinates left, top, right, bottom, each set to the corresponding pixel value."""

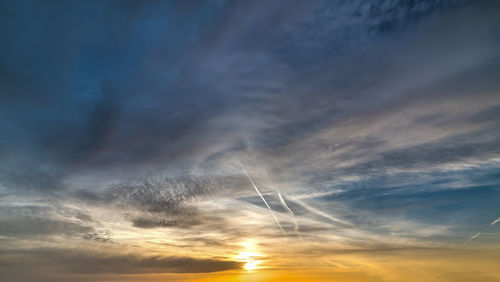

left=1, top=0, right=500, bottom=281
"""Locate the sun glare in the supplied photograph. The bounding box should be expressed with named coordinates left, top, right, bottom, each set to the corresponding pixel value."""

left=244, top=259, right=259, bottom=270
left=236, top=240, right=263, bottom=271
left=237, top=252, right=262, bottom=271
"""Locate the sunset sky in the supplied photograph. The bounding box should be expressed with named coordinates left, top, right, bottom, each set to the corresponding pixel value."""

left=1, top=1, right=500, bottom=281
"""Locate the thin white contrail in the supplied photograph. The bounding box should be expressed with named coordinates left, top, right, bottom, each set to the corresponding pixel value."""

left=277, top=190, right=293, bottom=215
left=290, top=196, right=352, bottom=226
left=462, top=232, right=480, bottom=246
left=277, top=189, right=302, bottom=240
left=460, top=216, right=499, bottom=247
left=241, top=166, right=285, bottom=234
left=490, top=217, right=500, bottom=225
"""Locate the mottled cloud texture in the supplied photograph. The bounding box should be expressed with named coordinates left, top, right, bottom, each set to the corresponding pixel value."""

left=1, top=0, right=500, bottom=281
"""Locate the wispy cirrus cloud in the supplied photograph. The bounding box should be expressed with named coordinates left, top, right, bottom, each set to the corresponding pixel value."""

left=1, top=0, right=500, bottom=280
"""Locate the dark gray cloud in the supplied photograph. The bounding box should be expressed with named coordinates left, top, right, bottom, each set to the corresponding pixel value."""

left=340, top=129, right=500, bottom=177
left=130, top=214, right=227, bottom=230
left=131, top=217, right=195, bottom=229
left=275, top=0, right=471, bottom=66
left=110, top=175, right=217, bottom=214
left=103, top=173, right=248, bottom=229
left=81, top=230, right=113, bottom=243
left=0, top=0, right=490, bottom=194
left=0, top=248, right=242, bottom=278
left=0, top=205, right=93, bottom=238
left=0, top=217, right=92, bottom=238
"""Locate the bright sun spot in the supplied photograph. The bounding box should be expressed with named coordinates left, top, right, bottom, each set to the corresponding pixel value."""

left=237, top=252, right=262, bottom=270
left=236, top=240, right=263, bottom=271
left=244, top=259, right=259, bottom=270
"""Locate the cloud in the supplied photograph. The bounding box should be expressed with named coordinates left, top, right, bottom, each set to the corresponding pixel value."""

left=1, top=1, right=500, bottom=280
left=275, top=0, right=470, bottom=66
left=0, top=248, right=243, bottom=279
left=0, top=205, right=93, bottom=238
left=0, top=0, right=491, bottom=195
left=0, top=217, right=92, bottom=238
left=130, top=214, right=226, bottom=229
left=100, top=173, right=250, bottom=230
left=81, top=230, right=113, bottom=243
left=110, top=174, right=218, bottom=213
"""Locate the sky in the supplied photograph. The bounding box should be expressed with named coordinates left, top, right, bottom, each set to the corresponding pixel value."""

left=1, top=0, right=500, bottom=281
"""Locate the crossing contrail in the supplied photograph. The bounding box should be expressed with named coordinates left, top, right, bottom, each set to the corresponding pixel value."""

left=241, top=165, right=285, bottom=234
left=490, top=217, right=500, bottom=225
left=277, top=189, right=302, bottom=240
left=289, top=196, right=353, bottom=226
left=460, top=216, right=499, bottom=247
left=462, top=232, right=480, bottom=246
left=277, top=190, right=293, bottom=215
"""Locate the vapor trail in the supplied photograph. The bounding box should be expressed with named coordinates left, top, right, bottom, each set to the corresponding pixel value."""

left=277, top=190, right=293, bottom=215
left=277, top=189, right=302, bottom=240
left=490, top=217, right=500, bottom=225
left=461, top=216, right=499, bottom=247
left=241, top=166, right=285, bottom=234
left=290, top=196, right=352, bottom=226
left=462, top=232, right=480, bottom=246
